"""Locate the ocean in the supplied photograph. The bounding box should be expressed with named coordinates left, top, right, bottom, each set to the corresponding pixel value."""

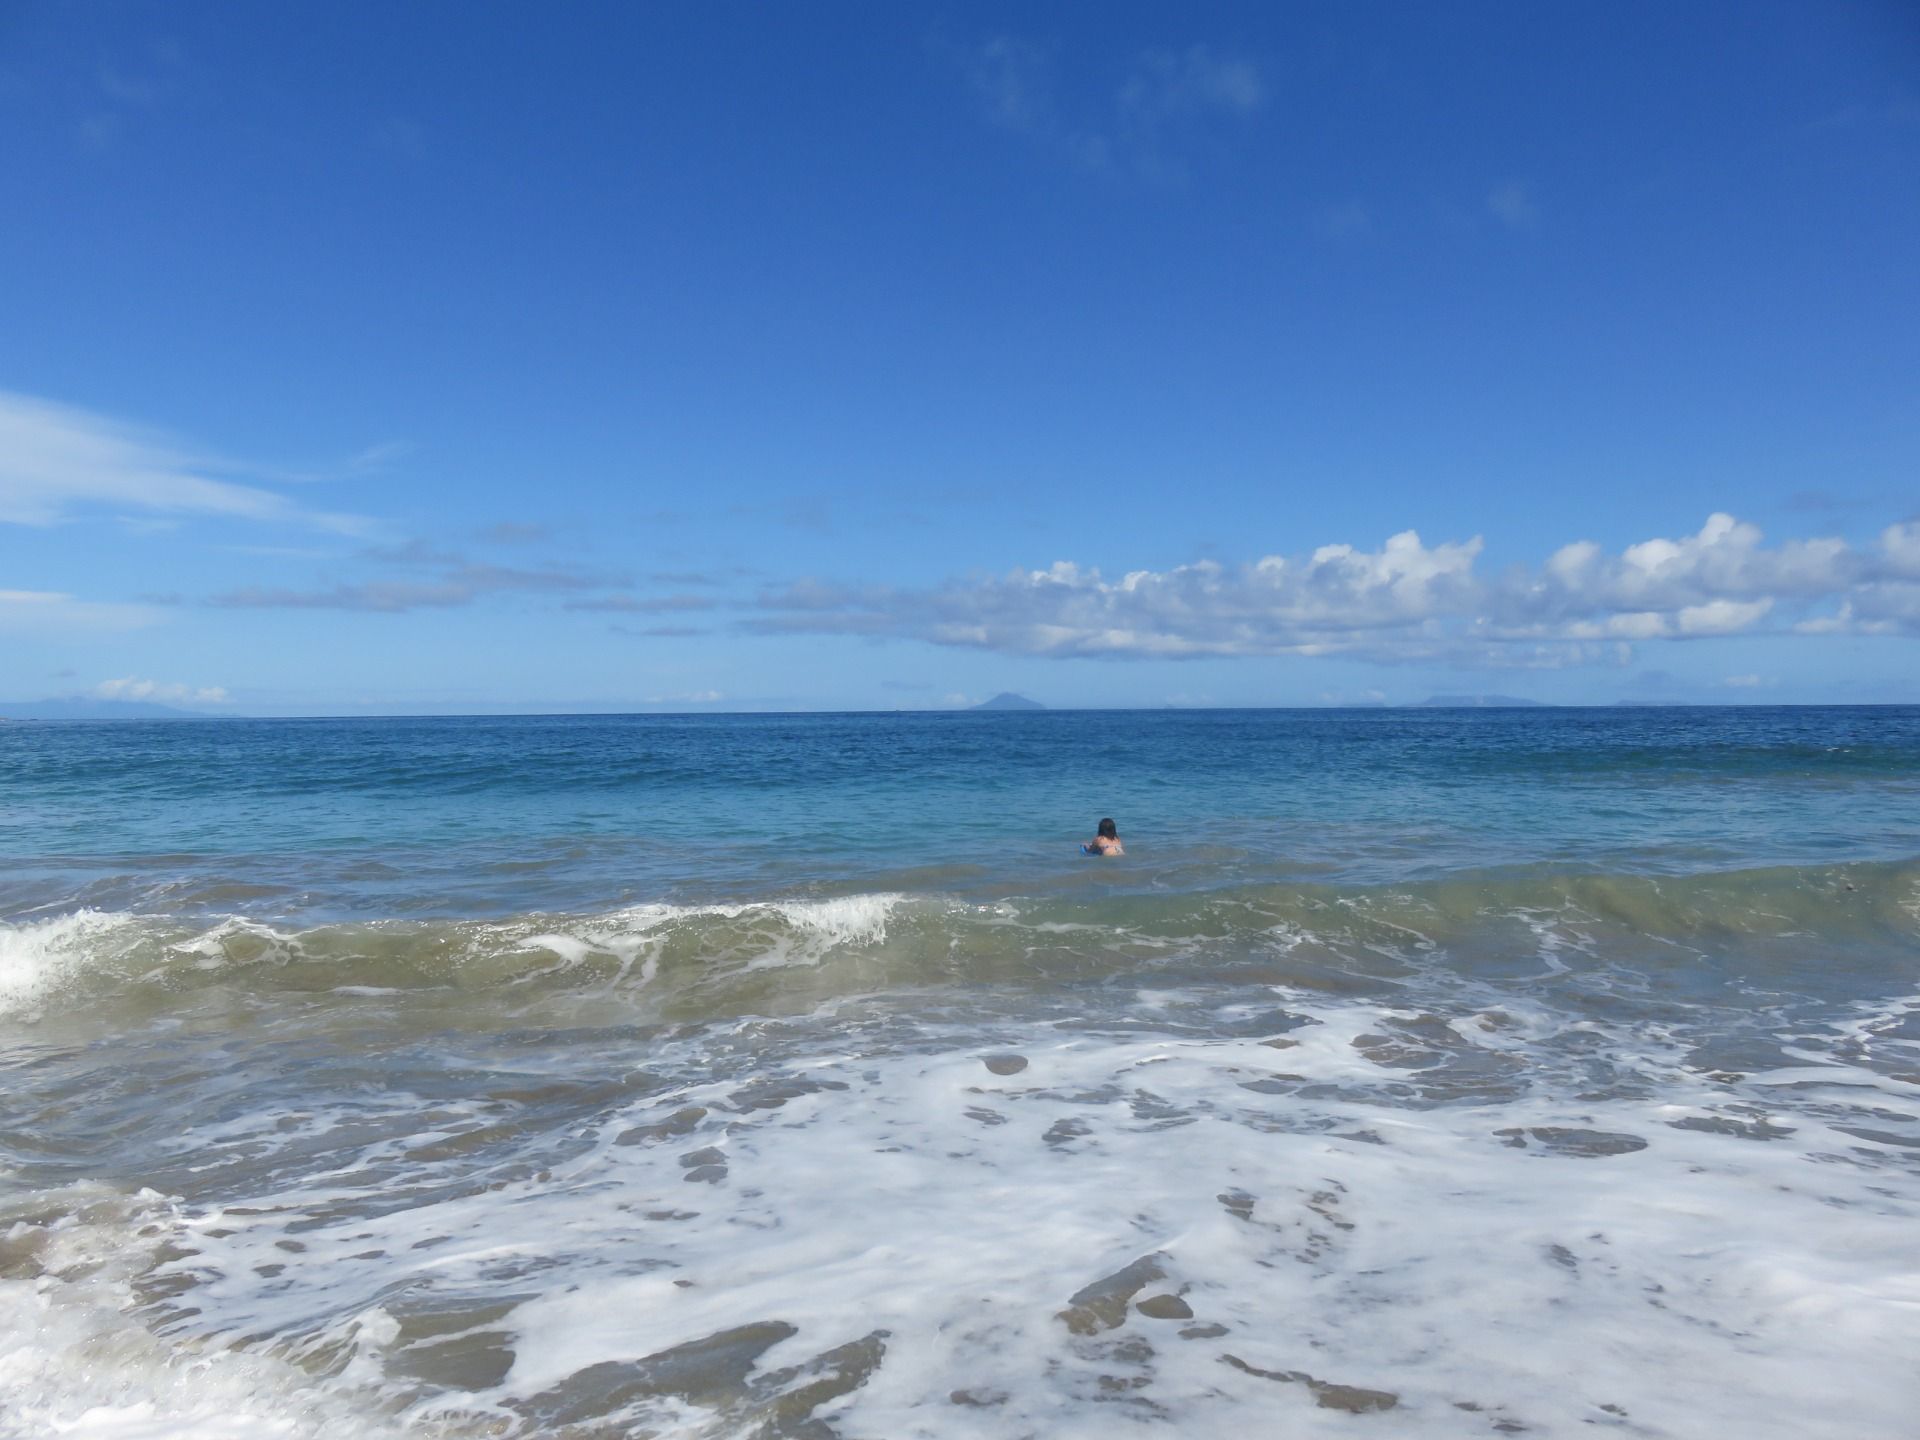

left=2, top=707, right=1916, bottom=1438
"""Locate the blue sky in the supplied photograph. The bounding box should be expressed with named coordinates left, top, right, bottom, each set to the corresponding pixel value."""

left=2, top=0, right=1917, bottom=712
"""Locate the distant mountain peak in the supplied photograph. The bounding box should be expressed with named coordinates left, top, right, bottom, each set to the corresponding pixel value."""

left=971, top=692, right=1045, bottom=711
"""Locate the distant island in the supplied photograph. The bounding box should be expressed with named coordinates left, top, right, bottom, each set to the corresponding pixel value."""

left=1414, top=695, right=1548, bottom=709
left=971, top=692, right=1045, bottom=711
left=0, top=698, right=210, bottom=720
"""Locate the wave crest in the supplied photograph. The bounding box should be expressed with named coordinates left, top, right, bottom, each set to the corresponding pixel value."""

left=2, top=862, right=1915, bottom=1025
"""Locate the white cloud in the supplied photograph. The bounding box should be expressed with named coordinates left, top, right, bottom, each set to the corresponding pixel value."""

left=749, top=513, right=1920, bottom=664
left=1881, top=521, right=1920, bottom=577
left=1676, top=597, right=1774, bottom=636
left=754, top=530, right=1484, bottom=659
left=0, top=391, right=374, bottom=533
left=1518, top=514, right=1854, bottom=622
left=95, top=677, right=229, bottom=706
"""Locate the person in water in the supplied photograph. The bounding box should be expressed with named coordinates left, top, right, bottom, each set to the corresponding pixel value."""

left=1083, top=818, right=1124, bottom=856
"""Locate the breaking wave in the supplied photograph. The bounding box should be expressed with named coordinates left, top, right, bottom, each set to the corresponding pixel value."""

left=5, top=859, right=1915, bottom=1025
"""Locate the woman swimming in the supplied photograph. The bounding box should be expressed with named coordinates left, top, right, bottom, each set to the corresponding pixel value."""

left=1082, top=817, right=1124, bottom=856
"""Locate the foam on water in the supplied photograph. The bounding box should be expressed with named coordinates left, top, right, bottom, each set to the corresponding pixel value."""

left=0, top=1184, right=415, bottom=1440
left=3, top=865, right=1915, bottom=1024
left=0, top=910, right=143, bottom=1019
left=7, top=976, right=1915, bottom=1439
left=4, top=840, right=1917, bottom=1436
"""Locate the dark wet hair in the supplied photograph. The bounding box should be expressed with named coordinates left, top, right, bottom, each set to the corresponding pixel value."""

left=1097, top=818, right=1118, bottom=839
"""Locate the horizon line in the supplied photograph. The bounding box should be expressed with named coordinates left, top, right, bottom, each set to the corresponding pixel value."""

left=6, top=700, right=1919, bottom=722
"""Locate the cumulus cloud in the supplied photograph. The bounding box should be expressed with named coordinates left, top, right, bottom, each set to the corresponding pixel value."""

left=747, top=513, right=1920, bottom=664
left=1881, top=521, right=1920, bottom=577
left=95, top=677, right=229, bottom=706
left=0, top=391, right=373, bottom=533
left=1530, top=513, right=1850, bottom=613
left=751, top=531, right=1483, bottom=659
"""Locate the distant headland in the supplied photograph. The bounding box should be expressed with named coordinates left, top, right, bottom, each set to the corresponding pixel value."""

left=971, top=692, right=1046, bottom=711
left=0, top=698, right=210, bottom=720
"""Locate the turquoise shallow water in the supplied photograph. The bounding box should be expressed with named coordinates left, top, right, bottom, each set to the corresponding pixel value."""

left=2, top=707, right=1917, bottom=1438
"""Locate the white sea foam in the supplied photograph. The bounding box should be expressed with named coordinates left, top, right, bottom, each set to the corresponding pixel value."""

left=34, top=987, right=1912, bottom=1439
left=0, top=909, right=141, bottom=1018
left=164, top=917, right=300, bottom=969
left=0, top=1184, right=408, bottom=1440
left=0, top=894, right=919, bottom=1024
left=502, top=893, right=908, bottom=987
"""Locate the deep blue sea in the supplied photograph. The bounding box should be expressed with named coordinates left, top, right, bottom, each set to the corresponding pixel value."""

left=3, top=708, right=1917, bottom=1438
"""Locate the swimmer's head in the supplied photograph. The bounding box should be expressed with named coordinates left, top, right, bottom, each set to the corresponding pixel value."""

left=1098, top=817, right=1118, bottom=839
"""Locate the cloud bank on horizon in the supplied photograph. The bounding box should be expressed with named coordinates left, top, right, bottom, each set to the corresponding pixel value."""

left=6, top=383, right=1915, bottom=686
left=749, top=514, right=1920, bottom=666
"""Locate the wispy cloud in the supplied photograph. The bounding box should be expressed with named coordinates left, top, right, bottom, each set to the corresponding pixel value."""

left=0, top=391, right=375, bottom=534
left=729, top=495, right=836, bottom=533
left=95, top=676, right=228, bottom=706
left=477, top=521, right=551, bottom=545
left=613, top=624, right=709, bottom=638
left=212, top=581, right=472, bottom=612
left=0, top=588, right=162, bottom=633
left=565, top=594, right=716, bottom=614
left=78, top=40, right=186, bottom=152
left=952, top=35, right=1264, bottom=177
left=963, top=35, right=1055, bottom=134
left=343, top=440, right=412, bottom=473
left=1120, top=45, right=1264, bottom=124
left=363, top=539, right=465, bottom=567
left=746, top=514, right=1920, bottom=665
left=212, top=560, right=614, bottom=613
